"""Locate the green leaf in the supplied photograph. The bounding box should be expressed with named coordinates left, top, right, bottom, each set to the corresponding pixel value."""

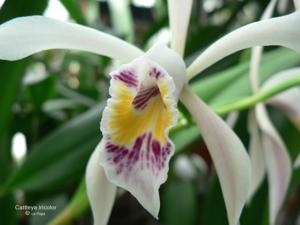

left=0, top=131, right=13, bottom=184
left=162, top=180, right=198, bottom=225
left=46, top=180, right=89, bottom=225
left=0, top=60, right=27, bottom=138
left=172, top=125, right=200, bottom=153
left=0, top=0, right=49, bottom=192
left=191, top=48, right=300, bottom=104
left=60, top=0, right=87, bottom=25
left=209, top=49, right=300, bottom=107
left=28, top=75, right=57, bottom=110
left=0, top=0, right=49, bottom=135
left=0, top=0, right=48, bottom=22
left=202, top=177, right=228, bottom=225
left=2, top=105, right=104, bottom=194
left=0, top=195, right=17, bottom=225
left=0, top=132, right=17, bottom=225
left=191, top=59, right=248, bottom=102
left=241, top=182, right=268, bottom=225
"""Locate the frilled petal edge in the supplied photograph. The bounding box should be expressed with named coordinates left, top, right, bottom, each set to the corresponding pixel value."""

left=98, top=45, right=185, bottom=218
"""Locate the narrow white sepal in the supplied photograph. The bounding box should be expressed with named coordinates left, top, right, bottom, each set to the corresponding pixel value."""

left=250, top=46, right=263, bottom=93
left=250, top=0, right=277, bottom=91
left=108, top=0, right=133, bottom=42
left=247, top=110, right=266, bottom=201
left=187, top=11, right=300, bottom=79
left=261, top=0, right=278, bottom=20
left=0, top=16, right=143, bottom=62
left=294, top=0, right=300, bottom=10
left=261, top=68, right=300, bottom=130
left=278, top=0, right=288, bottom=13
left=86, top=141, right=117, bottom=225
left=255, top=104, right=291, bottom=225
left=167, top=0, right=193, bottom=56
left=180, top=86, right=251, bottom=225
left=250, top=0, right=277, bottom=93
left=294, top=153, right=300, bottom=168
left=225, top=111, right=239, bottom=128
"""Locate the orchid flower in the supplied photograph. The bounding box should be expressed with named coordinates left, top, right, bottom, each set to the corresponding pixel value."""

left=261, top=68, right=300, bottom=171
left=1, top=1, right=300, bottom=225
left=246, top=1, right=299, bottom=225
left=261, top=68, right=300, bottom=131
left=261, top=68, right=300, bottom=170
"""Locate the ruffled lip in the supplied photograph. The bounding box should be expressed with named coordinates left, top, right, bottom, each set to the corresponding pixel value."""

left=98, top=54, right=179, bottom=218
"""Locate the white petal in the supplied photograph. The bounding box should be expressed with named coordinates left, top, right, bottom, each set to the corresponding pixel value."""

left=255, top=104, right=291, bottom=225
left=167, top=0, right=193, bottom=56
left=247, top=110, right=266, bottom=201
left=180, top=86, right=251, bottom=225
left=225, top=111, right=239, bottom=128
left=261, top=0, right=277, bottom=20
left=294, top=153, right=300, bottom=168
left=261, top=68, right=300, bottom=130
left=145, top=43, right=186, bottom=99
left=294, top=0, right=300, bottom=10
left=250, top=0, right=276, bottom=93
left=0, top=16, right=143, bottom=62
left=187, top=11, right=300, bottom=80
left=108, top=0, right=133, bottom=42
left=247, top=0, right=275, bottom=203
left=86, top=141, right=117, bottom=225
left=278, top=0, right=288, bottom=13
left=249, top=46, right=263, bottom=93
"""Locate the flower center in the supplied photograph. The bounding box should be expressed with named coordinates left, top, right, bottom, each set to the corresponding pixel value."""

left=103, top=59, right=176, bottom=148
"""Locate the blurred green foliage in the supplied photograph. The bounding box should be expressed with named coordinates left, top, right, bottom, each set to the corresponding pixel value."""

left=0, top=0, right=299, bottom=225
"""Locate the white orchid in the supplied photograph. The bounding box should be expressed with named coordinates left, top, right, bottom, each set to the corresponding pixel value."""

left=261, top=68, right=300, bottom=131
left=1, top=1, right=300, bottom=225
left=247, top=1, right=300, bottom=225
left=248, top=66, right=300, bottom=224
left=261, top=68, right=300, bottom=171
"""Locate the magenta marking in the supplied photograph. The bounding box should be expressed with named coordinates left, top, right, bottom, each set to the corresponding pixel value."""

left=114, top=70, right=138, bottom=87
left=146, top=133, right=151, bottom=161
left=150, top=67, right=163, bottom=79
left=133, top=87, right=160, bottom=110
left=104, top=132, right=172, bottom=177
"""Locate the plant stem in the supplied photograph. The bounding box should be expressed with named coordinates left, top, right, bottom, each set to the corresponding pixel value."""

left=214, top=75, right=300, bottom=115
